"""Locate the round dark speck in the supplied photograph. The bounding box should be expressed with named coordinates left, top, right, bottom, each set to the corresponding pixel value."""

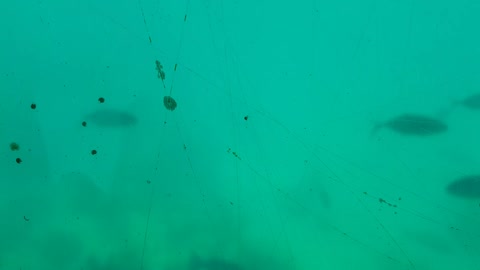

left=91, top=149, right=97, bottom=155
left=147, top=180, right=151, bottom=184
left=16, top=158, right=22, bottom=164
left=82, top=121, right=87, bottom=127
left=10, top=142, right=20, bottom=151
left=98, top=97, right=105, bottom=103
left=30, top=103, right=37, bottom=110
left=244, top=115, right=249, bottom=121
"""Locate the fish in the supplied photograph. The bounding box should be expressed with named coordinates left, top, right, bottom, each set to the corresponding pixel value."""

left=84, top=109, right=138, bottom=127
left=457, top=93, right=480, bottom=109
left=434, top=93, right=480, bottom=119
left=446, top=175, right=480, bottom=198
left=188, top=253, right=241, bottom=270
left=372, top=114, right=448, bottom=136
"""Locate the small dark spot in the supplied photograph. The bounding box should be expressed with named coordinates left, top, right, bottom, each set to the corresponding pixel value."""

left=229, top=201, right=234, bottom=205
left=394, top=212, right=397, bottom=215
left=23, top=216, right=29, bottom=222
left=91, top=149, right=97, bottom=155
left=30, top=103, right=37, bottom=110
left=398, top=197, right=402, bottom=201
left=363, top=191, right=368, bottom=195
left=82, top=121, right=87, bottom=127
left=98, top=97, right=105, bottom=103
left=147, top=180, right=151, bottom=184
left=16, top=158, right=22, bottom=164
left=244, top=115, right=248, bottom=121
left=10, top=142, right=20, bottom=151
left=379, top=198, right=386, bottom=204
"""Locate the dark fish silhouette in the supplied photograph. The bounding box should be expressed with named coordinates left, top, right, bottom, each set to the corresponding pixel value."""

left=189, top=254, right=241, bottom=270
left=372, top=114, right=448, bottom=136
left=85, top=109, right=137, bottom=127
left=433, top=93, right=480, bottom=119
left=446, top=175, right=480, bottom=198
left=457, top=93, right=480, bottom=109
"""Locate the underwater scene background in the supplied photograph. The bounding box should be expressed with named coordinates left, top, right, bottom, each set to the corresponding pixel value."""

left=1, top=0, right=480, bottom=269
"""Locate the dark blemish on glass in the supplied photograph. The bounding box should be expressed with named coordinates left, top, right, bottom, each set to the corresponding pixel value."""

left=378, top=197, right=397, bottom=208
left=163, top=96, right=177, bottom=111
left=155, top=60, right=166, bottom=80
left=10, top=142, right=20, bottom=151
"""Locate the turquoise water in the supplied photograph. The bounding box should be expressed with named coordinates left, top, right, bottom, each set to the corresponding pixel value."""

left=1, top=0, right=480, bottom=269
